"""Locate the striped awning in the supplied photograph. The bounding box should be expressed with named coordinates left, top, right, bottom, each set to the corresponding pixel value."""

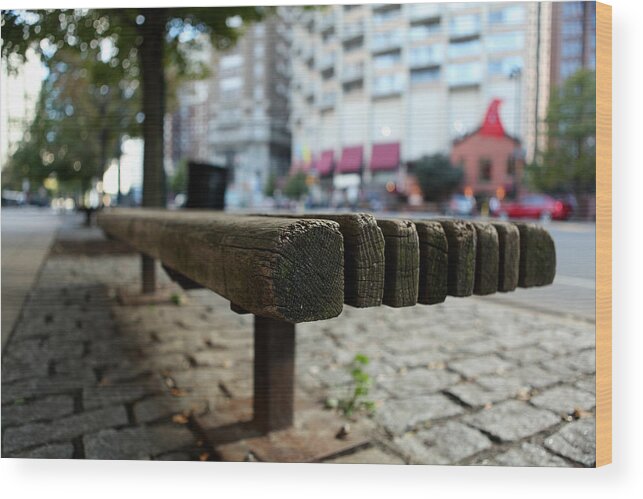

left=316, top=150, right=335, bottom=176
left=370, top=143, right=400, bottom=171
left=337, top=146, right=363, bottom=174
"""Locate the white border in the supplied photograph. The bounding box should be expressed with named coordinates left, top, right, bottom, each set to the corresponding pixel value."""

left=2, top=0, right=642, bottom=497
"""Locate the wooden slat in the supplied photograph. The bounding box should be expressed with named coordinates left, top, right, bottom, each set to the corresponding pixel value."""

left=375, top=218, right=419, bottom=307
left=435, top=220, right=477, bottom=297
left=260, top=213, right=385, bottom=307
left=471, top=222, right=499, bottom=296
left=413, top=220, right=448, bottom=305
left=97, top=209, right=345, bottom=323
left=513, top=222, right=556, bottom=287
left=491, top=222, right=520, bottom=292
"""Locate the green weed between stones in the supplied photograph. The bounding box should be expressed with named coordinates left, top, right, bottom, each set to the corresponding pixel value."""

left=326, top=354, right=376, bottom=418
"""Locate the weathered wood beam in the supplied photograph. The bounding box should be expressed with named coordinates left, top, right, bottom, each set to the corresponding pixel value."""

left=491, top=222, right=520, bottom=292
left=471, top=222, right=499, bottom=296
left=259, top=213, right=385, bottom=308
left=97, top=209, right=344, bottom=323
left=435, top=220, right=477, bottom=297
left=514, top=222, right=557, bottom=287
left=413, top=220, right=448, bottom=305
left=375, top=219, right=419, bottom=307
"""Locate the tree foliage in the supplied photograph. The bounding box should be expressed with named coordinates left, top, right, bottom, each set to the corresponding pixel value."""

left=283, top=172, right=309, bottom=200
left=2, top=7, right=268, bottom=205
left=529, top=69, right=596, bottom=195
left=413, top=154, right=463, bottom=202
left=3, top=46, right=140, bottom=194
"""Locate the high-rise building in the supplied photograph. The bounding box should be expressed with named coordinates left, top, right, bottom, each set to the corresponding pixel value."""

left=1, top=49, right=45, bottom=171
left=168, top=12, right=292, bottom=208
left=550, top=1, right=596, bottom=87
left=289, top=2, right=552, bottom=202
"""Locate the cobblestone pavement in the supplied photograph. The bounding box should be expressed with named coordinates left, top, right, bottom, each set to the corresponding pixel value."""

left=1, top=222, right=596, bottom=466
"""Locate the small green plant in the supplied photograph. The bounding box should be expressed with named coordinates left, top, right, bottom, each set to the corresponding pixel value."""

left=326, top=354, right=376, bottom=417
left=170, top=293, right=183, bottom=306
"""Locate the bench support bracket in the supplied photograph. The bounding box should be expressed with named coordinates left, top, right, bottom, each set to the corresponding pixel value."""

left=253, top=316, right=295, bottom=433
left=141, top=254, right=156, bottom=294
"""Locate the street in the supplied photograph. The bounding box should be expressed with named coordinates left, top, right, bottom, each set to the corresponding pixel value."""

left=488, top=222, right=596, bottom=322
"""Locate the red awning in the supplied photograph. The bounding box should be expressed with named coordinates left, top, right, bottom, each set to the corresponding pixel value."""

left=316, top=150, right=335, bottom=176
left=370, top=143, right=400, bottom=171
left=337, top=146, right=363, bottom=174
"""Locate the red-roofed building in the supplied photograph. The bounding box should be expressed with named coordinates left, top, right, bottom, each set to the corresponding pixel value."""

left=451, top=99, right=524, bottom=199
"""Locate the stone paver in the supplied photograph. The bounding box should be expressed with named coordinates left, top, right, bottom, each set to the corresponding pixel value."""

left=376, top=395, right=464, bottom=436
left=83, top=425, right=198, bottom=460
left=544, top=418, right=596, bottom=466
left=477, top=442, right=569, bottom=467
left=464, top=400, right=561, bottom=442
left=3, top=405, right=129, bottom=454
left=0, top=215, right=596, bottom=465
left=378, top=368, right=461, bottom=398
left=2, top=394, right=74, bottom=427
left=531, top=386, right=596, bottom=415
left=448, top=354, right=515, bottom=378
left=394, top=421, right=492, bottom=464
left=324, top=446, right=405, bottom=465
left=13, top=443, right=75, bottom=459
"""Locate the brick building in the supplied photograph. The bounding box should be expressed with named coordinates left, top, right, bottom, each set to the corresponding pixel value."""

left=450, top=98, right=523, bottom=199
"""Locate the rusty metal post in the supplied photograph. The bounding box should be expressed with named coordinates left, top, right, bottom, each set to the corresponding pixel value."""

left=141, top=254, right=156, bottom=294
left=252, top=315, right=296, bottom=433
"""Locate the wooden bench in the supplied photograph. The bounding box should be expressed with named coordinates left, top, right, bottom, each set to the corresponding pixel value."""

left=97, top=208, right=556, bottom=456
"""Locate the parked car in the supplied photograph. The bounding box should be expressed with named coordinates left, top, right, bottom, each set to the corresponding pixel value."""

left=446, top=194, right=476, bottom=217
left=497, top=194, right=573, bottom=221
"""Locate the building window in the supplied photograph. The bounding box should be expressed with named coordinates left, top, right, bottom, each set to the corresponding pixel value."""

left=485, top=32, right=525, bottom=53
left=507, top=155, right=516, bottom=176
left=562, top=19, right=584, bottom=37
left=373, top=73, right=405, bottom=97
left=488, top=56, right=523, bottom=76
left=480, top=158, right=492, bottom=182
left=220, top=76, right=243, bottom=91
left=562, top=2, right=584, bottom=17
left=344, top=37, right=363, bottom=52
left=411, top=67, right=441, bottom=84
left=371, top=29, right=403, bottom=53
left=446, top=62, right=482, bottom=86
left=409, top=44, right=444, bottom=67
left=409, top=21, right=441, bottom=41
left=254, top=44, right=265, bottom=58
left=372, top=5, right=401, bottom=26
left=561, top=59, right=581, bottom=79
left=220, top=54, right=244, bottom=70
left=449, top=38, right=481, bottom=59
left=562, top=40, right=583, bottom=58
left=373, top=51, right=401, bottom=69
left=488, top=5, right=526, bottom=26
left=449, top=14, right=481, bottom=38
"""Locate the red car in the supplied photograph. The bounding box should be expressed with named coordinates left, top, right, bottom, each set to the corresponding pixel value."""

left=497, top=194, right=573, bottom=221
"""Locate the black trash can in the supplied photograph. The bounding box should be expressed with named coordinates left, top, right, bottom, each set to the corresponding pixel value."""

left=185, top=161, right=228, bottom=210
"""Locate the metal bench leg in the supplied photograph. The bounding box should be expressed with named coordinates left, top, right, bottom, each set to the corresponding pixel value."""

left=252, top=315, right=295, bottom=433
left=141, top=254, right=156, bottom=294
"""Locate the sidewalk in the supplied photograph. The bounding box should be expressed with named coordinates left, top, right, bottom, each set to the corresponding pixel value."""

left=1, top=215, right=596, bottom=465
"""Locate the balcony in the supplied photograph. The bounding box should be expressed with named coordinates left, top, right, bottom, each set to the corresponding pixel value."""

left=319, top=91, right=337, bottom=110
left=409, top=3, right=442, bottom=22
left=319, top=13, right=336, bottom=33
left=318, top=53, right=336, bottom=73
left=342, top=22, right=364, bottom=42
left=371, top=31, right=403, bottom=54
left=342, top=63, right=365, bottom=83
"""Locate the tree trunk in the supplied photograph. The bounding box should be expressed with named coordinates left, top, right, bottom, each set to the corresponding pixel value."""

left=138, top=8, right=167, bottom=208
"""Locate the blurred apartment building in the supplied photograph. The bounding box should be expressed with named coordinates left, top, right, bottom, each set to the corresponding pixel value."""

left=167, top=12, right=292, bottom=207
left=550, top=1, right=596, bottom=87
left=289, top=2, right=555, bottom=203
